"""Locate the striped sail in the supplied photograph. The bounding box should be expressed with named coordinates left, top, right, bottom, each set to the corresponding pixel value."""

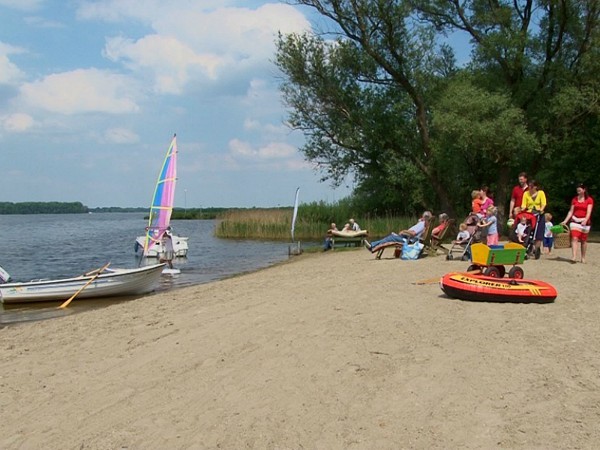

left=143, top=135, right=178, bottom=255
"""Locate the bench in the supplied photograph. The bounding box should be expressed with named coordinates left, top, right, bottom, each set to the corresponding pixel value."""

left=331, top=236, right=366, bottom=249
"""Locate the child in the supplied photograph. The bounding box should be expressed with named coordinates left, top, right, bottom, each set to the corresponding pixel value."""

left=543, top=212, right=554, bottom=254
left=453, top=223, right=471, bottom=245
left=471, top=190, right=482, bottom=215
left=453, top=223, right=472, bottom=259
left=515, top=215, right=529, bottom=243
left=477, top=206, right=499, bottom=245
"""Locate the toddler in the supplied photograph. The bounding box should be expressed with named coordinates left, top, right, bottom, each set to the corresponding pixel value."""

left=543, top=212, right=554, bottom=254
left=478, top=206, right=499, bottom=245
left=453, top=222, right=471, bottom=245
left=515, top=215, right=529, bottom=243
left=471, top=190, right=482, bottom=215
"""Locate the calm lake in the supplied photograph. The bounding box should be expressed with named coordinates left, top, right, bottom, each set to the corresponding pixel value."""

left=0, top=213, right=296, bottom=324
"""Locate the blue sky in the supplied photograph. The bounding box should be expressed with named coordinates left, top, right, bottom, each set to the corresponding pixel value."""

left=0, top=0, right=354, bottom=208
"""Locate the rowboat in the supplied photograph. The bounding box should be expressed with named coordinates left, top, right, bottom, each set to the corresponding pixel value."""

left=440, top=272, right=557, bottom=303
left=0, top=264, right=165, bottom=304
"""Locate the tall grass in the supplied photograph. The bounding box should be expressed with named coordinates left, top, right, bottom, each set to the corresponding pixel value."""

left=215, top=203, right=417, bottom=241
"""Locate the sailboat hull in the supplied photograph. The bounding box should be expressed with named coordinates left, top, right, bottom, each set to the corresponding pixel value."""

left=135, top=235, right=189, bottom=257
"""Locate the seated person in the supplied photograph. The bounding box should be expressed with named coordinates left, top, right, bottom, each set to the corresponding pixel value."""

left=323, top=222, right=338, bottom=251
left=432, top=213, right=449, bottom=243
left=453, top=223, right=470, bottom=245
left=515, top=215, right=529, bottom=243
left=365, top=211, right=432, bottom=251
left=349, top=218, right=361, bottom=231
left=453, top=222, right=472, bottom=258
left=341, top=223, right=351, bottom=232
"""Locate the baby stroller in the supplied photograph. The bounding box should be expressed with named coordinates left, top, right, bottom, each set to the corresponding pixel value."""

left=446, top=213, right=483, bottom=261
left=509, top=211, right=541, bottom=259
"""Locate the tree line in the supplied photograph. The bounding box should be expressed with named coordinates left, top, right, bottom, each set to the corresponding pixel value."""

left=275, top=0, right=599, bottom=224
left=0, top=202, right=89, bottom=214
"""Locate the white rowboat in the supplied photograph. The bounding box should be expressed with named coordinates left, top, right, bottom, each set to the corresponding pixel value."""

left=0, top=264, right=165, bottom=304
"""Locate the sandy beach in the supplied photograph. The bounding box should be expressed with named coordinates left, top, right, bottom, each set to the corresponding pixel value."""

left=1, top=244, right=600, bottom=449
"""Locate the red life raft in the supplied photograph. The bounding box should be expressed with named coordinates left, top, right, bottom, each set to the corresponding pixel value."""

left=440, top=272, right=557, bottom=303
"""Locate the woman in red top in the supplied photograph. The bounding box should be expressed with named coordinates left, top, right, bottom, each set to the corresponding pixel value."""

left=561, top=183, right=594, bottom=263
left=432, top=213, right=449, bottom=242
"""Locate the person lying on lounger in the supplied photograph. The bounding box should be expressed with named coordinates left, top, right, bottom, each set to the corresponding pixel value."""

left=365, top=211, right=432, bottom=252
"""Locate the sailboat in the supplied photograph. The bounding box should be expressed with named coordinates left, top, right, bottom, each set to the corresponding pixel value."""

left=135, top=134, right=189, bottom=258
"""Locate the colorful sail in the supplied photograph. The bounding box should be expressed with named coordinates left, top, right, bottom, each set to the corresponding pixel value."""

left=143, top=135, right=178, bottom=255
left=291, top=187, right=300, bottom=242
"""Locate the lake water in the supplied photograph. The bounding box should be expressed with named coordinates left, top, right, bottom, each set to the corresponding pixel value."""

left=0, top=213, right=296, bottom=324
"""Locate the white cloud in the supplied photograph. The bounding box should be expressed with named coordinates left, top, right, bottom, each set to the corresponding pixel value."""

left=243, top=118, right=261, bottom=131
left=243, top=118, right=287, bottom=138
left=19, top=68, right=140, bottom=114
left=0, top=42, right=25, bottom=85
left=103, top=35, right=223, bottom=94
left=0, top=0, right=43, bottom=11
left=229, top=138, right=296, bottom=160
left=243, top=78, right=286, bottom=116
left=2, top=113, right=34, bottom=132
left=259, top=141, right=297, bottom=158
left=229, top=138, right=254, bottom=157
left=104, top=127, right=139, bottom=144
left=23, top=16, right=65, bottom=28
left=82, top=2, right=310, bottom=94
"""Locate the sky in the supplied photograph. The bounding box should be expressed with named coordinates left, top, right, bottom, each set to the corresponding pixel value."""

left=0, top=0, right=354, bottom=208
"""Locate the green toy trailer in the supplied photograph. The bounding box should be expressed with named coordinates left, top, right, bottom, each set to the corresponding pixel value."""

left=467, top=242, right=526, bottom=278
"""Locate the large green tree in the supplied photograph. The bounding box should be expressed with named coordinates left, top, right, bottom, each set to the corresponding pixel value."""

left=276, top=2, right=456, bottom=215
left=276, top=0, right=600, bottom=217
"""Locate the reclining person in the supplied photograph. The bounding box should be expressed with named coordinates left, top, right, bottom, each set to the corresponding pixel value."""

left=365, top=211, right=433, bottom=252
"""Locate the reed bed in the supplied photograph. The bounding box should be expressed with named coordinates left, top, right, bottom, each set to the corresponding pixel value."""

left=215, top=205, right=417, bottom=241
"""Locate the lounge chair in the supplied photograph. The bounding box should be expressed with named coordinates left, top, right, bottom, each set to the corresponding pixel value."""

left=330, top=229, right=369, bottom=249
left=427, top=218, right=455, bottom=256
left=372, top=219, right=436, bottom=260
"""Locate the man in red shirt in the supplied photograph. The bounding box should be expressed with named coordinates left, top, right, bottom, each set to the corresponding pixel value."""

left=509, top=172, right=529, bottom=218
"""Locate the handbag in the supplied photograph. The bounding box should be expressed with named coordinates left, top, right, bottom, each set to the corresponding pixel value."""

left=553, top=224, right=571, bottom=249
left=401, top=241, right=424, bottom=260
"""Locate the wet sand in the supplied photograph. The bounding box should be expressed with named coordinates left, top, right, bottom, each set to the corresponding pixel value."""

left=1, top=244, right=599, bottom=449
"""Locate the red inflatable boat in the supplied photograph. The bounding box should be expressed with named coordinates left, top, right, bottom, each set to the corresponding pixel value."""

left=440, top=272, right=557, bottom=303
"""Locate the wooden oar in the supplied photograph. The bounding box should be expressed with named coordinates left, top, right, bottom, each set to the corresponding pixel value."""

left=59, top=262, right=110, bottom=309
left=413, top=269, right=481, bottom=285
